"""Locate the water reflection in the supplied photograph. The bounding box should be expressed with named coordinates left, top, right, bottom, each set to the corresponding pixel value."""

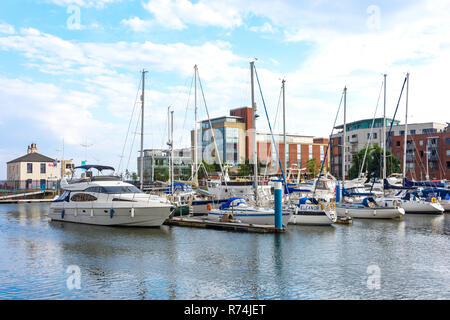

left=0, top=204, right=449, bottom=299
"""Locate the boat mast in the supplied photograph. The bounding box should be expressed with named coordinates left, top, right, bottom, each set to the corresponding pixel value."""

left=171, top=109, right=174, bottom=195
left=403, top=73, right=409, bottom=181
left=250, top=61, right=258, bottom=204
left=140, top=69, right=148, bottom=191
left=383, top=73, right=387, bottom=180
left=342, top=86, right=347, bottom=184
left=282, top=79, right=287, bottom=177
left=194, top=65, right=198, bottom=180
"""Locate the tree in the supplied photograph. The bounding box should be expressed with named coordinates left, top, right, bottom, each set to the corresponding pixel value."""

left=131, top=172, right=138, bottom=182
left=348, top=143, right=401, bottom=180
left=307, top=158, right=320, bottom=177
left=143, top=169, right=149, bottom=181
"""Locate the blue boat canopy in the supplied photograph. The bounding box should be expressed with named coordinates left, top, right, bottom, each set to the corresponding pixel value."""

left=74, top=165, right=115, bottom=171
left=219, top=197, right=246, bottom=210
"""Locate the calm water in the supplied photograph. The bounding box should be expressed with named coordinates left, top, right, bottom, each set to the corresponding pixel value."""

left=0, top=203, right=449, bottom=300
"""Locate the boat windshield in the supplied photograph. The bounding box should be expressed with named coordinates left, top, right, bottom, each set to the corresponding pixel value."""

left=85, top=185, right=143, bottom=194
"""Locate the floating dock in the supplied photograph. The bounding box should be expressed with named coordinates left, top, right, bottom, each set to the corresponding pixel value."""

left=164, top=216, right=286, bottom=233
left=335, top=216, right=353, bottom=224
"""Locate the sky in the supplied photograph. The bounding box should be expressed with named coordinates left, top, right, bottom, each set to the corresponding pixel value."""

left=0, top=0, right=449, bottom=179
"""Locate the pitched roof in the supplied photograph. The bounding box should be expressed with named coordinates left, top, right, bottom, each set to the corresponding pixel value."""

left=7, top=152, right=55, bottom=164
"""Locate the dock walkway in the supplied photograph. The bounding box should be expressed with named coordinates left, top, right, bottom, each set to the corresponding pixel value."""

left=164, top=216, right=286, bottom=233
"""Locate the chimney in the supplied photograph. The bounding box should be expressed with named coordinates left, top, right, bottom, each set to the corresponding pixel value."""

left=29, top=143, right=37, bottom=153
left=27, top=145, right=31, bottom=154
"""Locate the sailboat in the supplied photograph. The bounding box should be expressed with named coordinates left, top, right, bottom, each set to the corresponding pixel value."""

left=335, top=84, right=405, bottom=219
left=377, top=73, right=445, bottom=214
left=207, top=61, right=291, bottom=226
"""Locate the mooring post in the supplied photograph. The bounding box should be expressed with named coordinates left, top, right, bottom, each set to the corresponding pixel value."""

left=336, top=181, right=341, bottom=203
left=274, top=182, right=283, bottom=228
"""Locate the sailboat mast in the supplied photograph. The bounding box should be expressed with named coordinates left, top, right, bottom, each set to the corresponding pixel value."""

left=342, top=86, right=347, bottom=183
left=282, top=79, right=286, bottom=176
left=250, top=61, right=258, bottom=204
left=171, top=109, right=174, bottom=195
left=194, top=65, right=198, bottom=178
left=140, top=69, right=147, bottom=191
left=383, top=73, right=387, bottom=180
left=403, top=73, right=409, bottom=180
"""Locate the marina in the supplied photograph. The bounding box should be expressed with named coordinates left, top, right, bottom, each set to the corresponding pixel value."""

left=0, top=202, right=448, bottom=299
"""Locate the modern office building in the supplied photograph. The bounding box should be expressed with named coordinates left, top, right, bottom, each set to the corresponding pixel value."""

left=137, top=148, right=192, bottom=181
left=330, top=118, right=449, bottom=179
left=192, top=106, right=330, bottom=175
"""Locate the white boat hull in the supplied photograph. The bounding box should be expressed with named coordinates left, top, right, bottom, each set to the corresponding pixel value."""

left=336, top=205, right=405, bottom=219
left=440, top=200, right=450, bottom=212
left=289, top=205, right=336, bottom=226
left=48, top=203, right=172, bottom=227
left=400, top=201, right=444, bottom=214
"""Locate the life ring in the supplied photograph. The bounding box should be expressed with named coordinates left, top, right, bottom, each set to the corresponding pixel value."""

left=368, top=201, right=374, bottom=207
left=431, top=197, right=437, bottom=203
left=206, top=203, right=211, bottom=211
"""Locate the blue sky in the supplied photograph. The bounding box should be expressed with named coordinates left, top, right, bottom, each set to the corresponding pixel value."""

left=0, top=0, right=449, bottom=178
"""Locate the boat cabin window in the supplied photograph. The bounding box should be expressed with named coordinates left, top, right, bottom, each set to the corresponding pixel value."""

left=70, top=193, right=98, bottom=202
left=84, top=185, right=142, bottom=194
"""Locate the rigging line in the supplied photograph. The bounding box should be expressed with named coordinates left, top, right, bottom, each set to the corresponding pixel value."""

left=196, top=69, right=227, bottom=186
left=263, top=85, right=283, bottom=180
left=126, top=110, right=142, bottom=173
left=313, top=89, right=345, bottom=196
left=253, top=65, right=288, bottom=193
left=359, top=80, right=384, bottom=179
left=182, top=73, right=195, bottom=132
left=117, top=76, right=142, bottom=174
left=370, top=75, right=407, bottom=192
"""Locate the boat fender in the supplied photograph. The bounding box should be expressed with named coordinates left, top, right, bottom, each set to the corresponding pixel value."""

left=90, top=209, right=94, bottom=217
left=206, top=203, right=211, bottom=211
left=110, top=208, right=115, bottom=219
left=131, top=207, right=135, bottom=218
left=61, top=209, right=65, bottom=219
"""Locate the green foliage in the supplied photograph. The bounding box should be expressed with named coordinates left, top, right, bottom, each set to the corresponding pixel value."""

left=307, top=158, right=320, bottom=177
left=131, top=172, right=138, bottom=181
left=348, top=143, right=401, bottom=180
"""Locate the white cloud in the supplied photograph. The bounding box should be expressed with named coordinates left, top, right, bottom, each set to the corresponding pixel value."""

left=0, top=22, right=15, bottom=34
left=46, top=0, right=122, bottom=9
left=249, top=22, right=276, bottom=34
left=121, top=17, right=154, bottom=32
left=142, top=0, right=243, bottom=30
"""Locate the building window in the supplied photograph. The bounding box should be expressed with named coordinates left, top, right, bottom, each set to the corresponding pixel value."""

left=420, top=150, right=424, bottom=158
left=27, top=163, right=32, bottom=173
left=400, top=130, right=405, bottom=136
left=40, top=163, right=46, bottom=174
left=419, top=140, right=423, bottom=146
left=396, top=141, right=401, bottom=147
left=410, top=130, right=416, bottom=135
left=447, top=161, right=450, bottom=169
left=297, top=144, right=301, bottom=168
left=446, top=138, right=450, bottom=145
left=309, top=145, right=313, bottom=160
left=446, top=150, right=450, bottom=157
left=373, top=133, right=377, bottom=139
left=367, top=133, right=370, bottom=139
left=320, top=145, right=324, bottom=162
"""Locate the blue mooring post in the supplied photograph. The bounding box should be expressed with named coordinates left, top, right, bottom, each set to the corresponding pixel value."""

left=274, top=182, right=283, bottom=229
left=336, top=181, right=341, bottom=203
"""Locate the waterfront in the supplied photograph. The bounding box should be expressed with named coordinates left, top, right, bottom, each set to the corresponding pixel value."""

left=0, top=203, right=449, bottom=300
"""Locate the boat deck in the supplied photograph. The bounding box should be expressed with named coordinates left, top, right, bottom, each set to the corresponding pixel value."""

left=164, top=216, right=286, bottom=233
